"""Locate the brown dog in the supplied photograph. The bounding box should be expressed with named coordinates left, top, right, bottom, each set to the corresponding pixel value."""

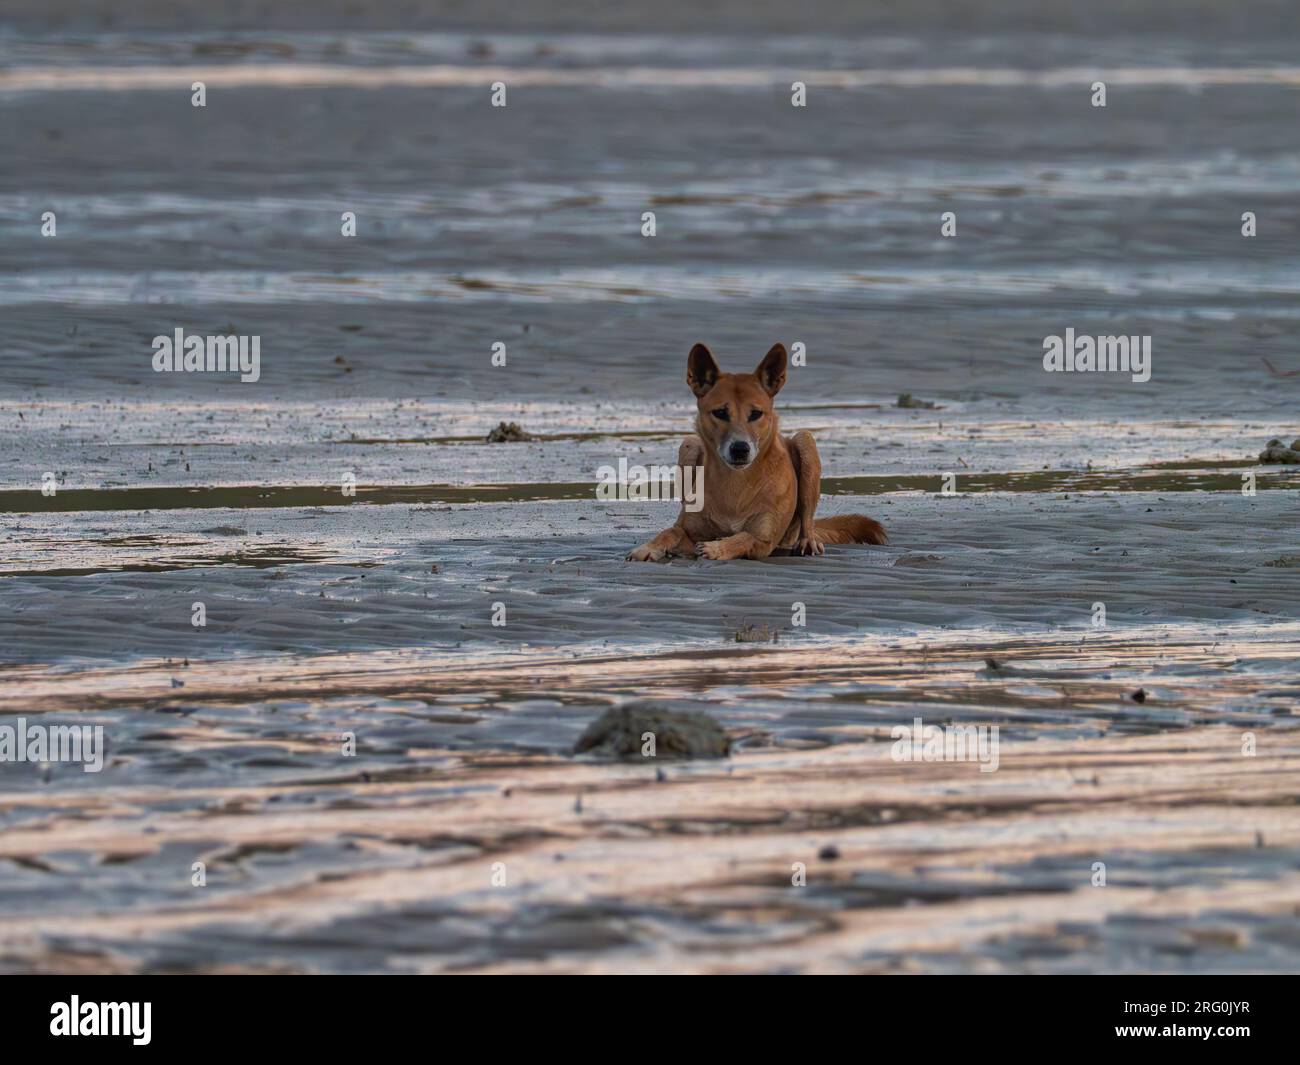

left=626, top=343, right=887, bottom=561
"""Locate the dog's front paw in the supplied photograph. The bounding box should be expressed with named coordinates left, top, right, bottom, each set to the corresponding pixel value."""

left=796, top=536, right=825, bottom=557
left=626, top=543, right=666, bottom=562
left=695, top=539, right=729, bottom=560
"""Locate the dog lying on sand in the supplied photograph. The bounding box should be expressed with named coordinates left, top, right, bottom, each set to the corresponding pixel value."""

left=626, top=343, right=888, bottom=561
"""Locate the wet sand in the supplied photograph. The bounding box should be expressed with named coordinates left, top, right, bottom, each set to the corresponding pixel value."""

left=2, top=1, right=1299, bottom=973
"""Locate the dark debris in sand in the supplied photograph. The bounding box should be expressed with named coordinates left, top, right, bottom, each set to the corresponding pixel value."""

left=486, top=421, right=536, bottom=443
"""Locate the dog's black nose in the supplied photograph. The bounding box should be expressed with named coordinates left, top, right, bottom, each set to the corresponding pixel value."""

left=728, top=441, right=751, bottom=463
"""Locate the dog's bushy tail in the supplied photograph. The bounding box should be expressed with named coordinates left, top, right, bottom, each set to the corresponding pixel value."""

left=815, top=515, right=888, bottom=545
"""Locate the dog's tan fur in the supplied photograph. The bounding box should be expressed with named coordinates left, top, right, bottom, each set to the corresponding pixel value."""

left=626, top=343, right=887, bottom=562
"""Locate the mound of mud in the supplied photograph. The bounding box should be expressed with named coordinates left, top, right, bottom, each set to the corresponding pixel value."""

left=573, top=702, right=730, bottom=760
left=1258, top=437, right=1300, bottom=463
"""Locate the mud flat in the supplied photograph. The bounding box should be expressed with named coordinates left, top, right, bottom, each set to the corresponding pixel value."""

left=1, top=489, right=1299, bottom=971
left=3, top=0, right=1300, bottom=972
left=1, top=633, right=1298, bottom=973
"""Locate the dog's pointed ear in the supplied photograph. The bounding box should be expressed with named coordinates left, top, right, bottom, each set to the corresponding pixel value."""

left=687, top=343, right=721, bottom=397
left=755, top=343, right=787, bottom=396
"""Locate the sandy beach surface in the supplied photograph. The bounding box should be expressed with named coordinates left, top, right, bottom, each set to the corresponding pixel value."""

left=1, top=1, right=1298, bottom=973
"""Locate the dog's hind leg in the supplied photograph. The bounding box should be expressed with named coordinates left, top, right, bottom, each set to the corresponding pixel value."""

left=787, top=430, right=825, bottom=556
left=677, top=434, right=705, bottom=472
left=789, top=431, right=888, bottom=549
left=626, top=436, right=705, bottom=561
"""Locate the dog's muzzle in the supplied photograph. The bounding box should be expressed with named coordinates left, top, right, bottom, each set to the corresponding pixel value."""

left=724, top=439, right=754, bottom=468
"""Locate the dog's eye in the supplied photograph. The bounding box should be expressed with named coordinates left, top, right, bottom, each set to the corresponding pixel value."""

left=711, top=407, right=730, bottom=421
left=748, top=409, right=763, bottom=422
